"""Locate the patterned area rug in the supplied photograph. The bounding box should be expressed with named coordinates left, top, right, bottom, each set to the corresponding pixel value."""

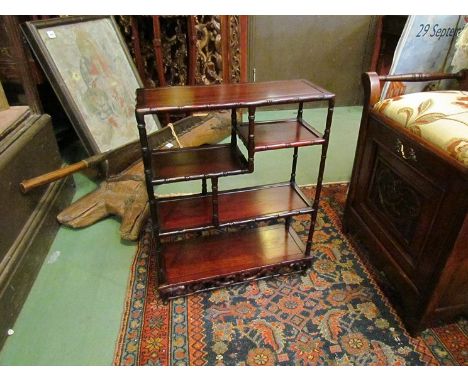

left=113, top=184, right=467, bottom=366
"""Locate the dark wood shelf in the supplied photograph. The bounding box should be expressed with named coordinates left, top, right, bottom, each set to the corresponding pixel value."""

left=158, top=224, right=308, bottom=298
left=151, top=144, right=249, bottom=184
left=136, top=79, right=334, bottom=114
left=158, top=182, right=313, bottom=235
left=135, top=79, right=335, bottom=299
left=237, top=119, right=325, bottom=151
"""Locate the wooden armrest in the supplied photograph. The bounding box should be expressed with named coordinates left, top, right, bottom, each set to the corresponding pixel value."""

left=379, top=71, right=466, bottom=82
left=362, top=72, right=382, bottom=109
left=362, top=69, right=468, bottom=109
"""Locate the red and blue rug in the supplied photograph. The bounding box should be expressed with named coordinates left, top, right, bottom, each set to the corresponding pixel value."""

left=113, top=184, right=467, bottom=365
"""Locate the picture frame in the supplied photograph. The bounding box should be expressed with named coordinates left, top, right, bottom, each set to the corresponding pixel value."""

left=22, top=16, right=161, bottom=155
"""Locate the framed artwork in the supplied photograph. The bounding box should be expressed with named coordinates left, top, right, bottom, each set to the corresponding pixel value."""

left=23, top=16, right=160, bottom=154
left=381, top=16, right=467, bottom=99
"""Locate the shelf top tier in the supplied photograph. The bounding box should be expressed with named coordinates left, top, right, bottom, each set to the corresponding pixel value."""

left=136, top=79, right=334, bottom=115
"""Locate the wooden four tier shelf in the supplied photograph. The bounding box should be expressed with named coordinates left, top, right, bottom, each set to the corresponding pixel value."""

left=135, top=80, right=335, bottom=299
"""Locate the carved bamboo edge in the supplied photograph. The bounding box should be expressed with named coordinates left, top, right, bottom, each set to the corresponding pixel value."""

left=151, top=168, right=250, bottom=185
left=158, top=258, right=312, bottom=299
left=136, top=95, right=335, bottom=115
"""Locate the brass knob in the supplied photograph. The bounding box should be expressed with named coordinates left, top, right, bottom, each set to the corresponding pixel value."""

left=395, top=139, right=417, bottom=162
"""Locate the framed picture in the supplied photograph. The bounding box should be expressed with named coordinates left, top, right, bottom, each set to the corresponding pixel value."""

left=23, top=16, right=160, bottom=155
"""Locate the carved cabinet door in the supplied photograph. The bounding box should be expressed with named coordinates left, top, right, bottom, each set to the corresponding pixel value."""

left=350, top=116, right=459, bottom=295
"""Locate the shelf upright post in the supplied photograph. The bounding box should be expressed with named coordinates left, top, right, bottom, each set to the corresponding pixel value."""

left=135, top=111, right=165, bottom=283
left=230, top=107, right=237, bottom=149
left=290, top=147, right=299, bottom=184
left=286, top=102, right=303, bottom=229
left=247, top=106, right=256, bottom=172
left=285, top=146, right=300, bottom=230
left=290, top=102, right=303, bottom=183
left=305, top=97, right=335, bottom=255
left=202, top=178, right=207, bottom=195
left=212, top=177, right=219, bottom=226
left=297, top=101, right=304, bottom=121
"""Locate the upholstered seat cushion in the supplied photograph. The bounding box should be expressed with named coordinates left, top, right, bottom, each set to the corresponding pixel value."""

left=373, top=91, right=468, bottom=167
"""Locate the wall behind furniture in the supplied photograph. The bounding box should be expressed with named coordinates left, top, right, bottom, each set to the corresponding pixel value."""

left=248, top=15, right=377, bottom=106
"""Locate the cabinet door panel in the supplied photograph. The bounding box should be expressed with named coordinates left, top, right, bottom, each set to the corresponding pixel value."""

left=353, top=119, right=449, bottom=289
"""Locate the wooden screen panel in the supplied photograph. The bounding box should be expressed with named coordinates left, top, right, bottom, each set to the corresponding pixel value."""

left=115, top=15, right=248, bottom=87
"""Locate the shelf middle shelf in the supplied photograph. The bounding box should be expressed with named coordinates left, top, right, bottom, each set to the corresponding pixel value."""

left=237, top=119, right=325, bottom=151
left=157, top=182, right=313, bottom=235
left=151, top=143, right=249, bottom=184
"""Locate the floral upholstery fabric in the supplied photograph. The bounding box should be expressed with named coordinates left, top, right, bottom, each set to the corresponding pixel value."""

left=373, top=91, right=468, bottom=167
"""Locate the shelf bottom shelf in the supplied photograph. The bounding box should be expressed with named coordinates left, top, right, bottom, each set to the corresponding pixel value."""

left=158, top=224, right=311, bottom=299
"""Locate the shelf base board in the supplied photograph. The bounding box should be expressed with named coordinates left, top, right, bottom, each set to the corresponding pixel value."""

left=157, top=224, right=311, bottom=299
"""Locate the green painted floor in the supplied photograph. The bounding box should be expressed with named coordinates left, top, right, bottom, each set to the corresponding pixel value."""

left=0, top=106, right=362, bottom=365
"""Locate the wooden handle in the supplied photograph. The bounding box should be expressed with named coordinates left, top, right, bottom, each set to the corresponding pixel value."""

left=20, top=160, right=88, bottom=194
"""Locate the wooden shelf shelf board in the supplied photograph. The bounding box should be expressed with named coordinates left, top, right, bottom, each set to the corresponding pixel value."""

left=158, top=183, right=312, bottom=234
left=151, top=144, right=248, bottom=184
left=135, top=79, right=335, bottom=299
left=237, top=119, right=325, bottom=151
left=136, top=79, right=334, bottom=114
left=159, top=224, right=307, bottom=292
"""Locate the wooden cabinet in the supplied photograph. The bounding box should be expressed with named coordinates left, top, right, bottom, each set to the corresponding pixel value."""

left=344, top=72, right=468, bottom=335
left=0, top=109, right=75, bottom=348
left=135, top=80, right=335, bottom=299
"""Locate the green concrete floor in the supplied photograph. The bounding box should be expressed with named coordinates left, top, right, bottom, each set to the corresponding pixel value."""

left=0, top=106, right=362, bottom=365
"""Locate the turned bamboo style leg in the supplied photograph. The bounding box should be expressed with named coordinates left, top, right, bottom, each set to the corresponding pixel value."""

left=286, top=146, right=300, bottom=229
left=202, top=178, right=207, bottom=195
left=247, top=106, right=256, bottom=172
left=212, top=177, right=219, bottom=226
left=136, top=112, right=165, bottom=283
left=305, top=98, right=335, bottom=255
left=231, top=107, right=237, bottom=148
left=287, top=103, right=303, bottom=229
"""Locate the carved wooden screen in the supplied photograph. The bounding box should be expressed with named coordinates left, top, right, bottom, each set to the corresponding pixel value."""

left=116, top=16, right=248, bottom=88
left=0, top=15, right=247, bottom=125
